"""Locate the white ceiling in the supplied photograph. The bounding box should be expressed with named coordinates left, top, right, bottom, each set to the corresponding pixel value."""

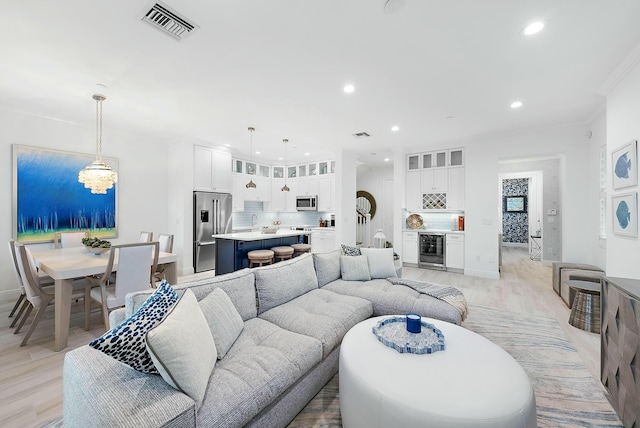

left=2, top=0, right=640, bottom=166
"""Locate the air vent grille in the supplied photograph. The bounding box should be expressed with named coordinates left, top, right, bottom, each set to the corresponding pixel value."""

left=141, top=2, right=198, bottom=41
left=352, top=132, right=371, bottom=138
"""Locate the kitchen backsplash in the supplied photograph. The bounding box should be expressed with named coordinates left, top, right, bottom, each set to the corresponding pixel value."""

left=233, top=201, right=333, bottom=228
left=403, top=211, right=461, bottom=230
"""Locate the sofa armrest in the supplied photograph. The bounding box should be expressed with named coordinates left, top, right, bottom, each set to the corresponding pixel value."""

left=64, top=346, right=196, bottom=428
left=109, top=307, right=126, bottom=328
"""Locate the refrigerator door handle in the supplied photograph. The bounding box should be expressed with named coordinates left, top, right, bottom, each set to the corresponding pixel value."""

left=197, top=241, right=216, bottom=246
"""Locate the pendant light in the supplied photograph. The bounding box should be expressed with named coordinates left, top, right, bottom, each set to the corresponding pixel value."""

left=78, top=94, right=118, bottom=194
left=246, top=126, right=256, bottom=189
left=281, top=139, right=290, bottom=192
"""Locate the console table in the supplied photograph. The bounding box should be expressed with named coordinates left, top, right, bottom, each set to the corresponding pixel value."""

left=529, top=235, right=542, bottom=260
left=601, top=276, right=640, bottom=427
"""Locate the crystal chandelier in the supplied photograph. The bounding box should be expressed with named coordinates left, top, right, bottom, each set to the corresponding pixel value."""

left=78, top=94, right=118, bottom=194
left=246, top=127, right=256, bottom=189
left=281, top=139, right=290, bottom=192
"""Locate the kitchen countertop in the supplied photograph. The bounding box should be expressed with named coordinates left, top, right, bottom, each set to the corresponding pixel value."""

left=403, top=229, right=465, bottom=234
left=213, top=229, right=310, bottom=241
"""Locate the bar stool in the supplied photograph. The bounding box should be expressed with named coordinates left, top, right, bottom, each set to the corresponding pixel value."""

left=291, top=243, right=312, bottom=257
left=271, top=246, right=294, bottom=262
left=248, top=249, right=274, bottom=267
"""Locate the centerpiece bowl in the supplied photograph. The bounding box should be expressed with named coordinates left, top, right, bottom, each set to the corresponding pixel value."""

left=82, top=237, right=111, bottom=255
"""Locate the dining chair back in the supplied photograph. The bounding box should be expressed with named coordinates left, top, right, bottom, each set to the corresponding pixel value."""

left=157, top=234, right=174, bottom=253
left=14, top=243, right=55, bottom=346
left=8, top=239, right=27, bottom=323
left=85, top=242, right=159, bottom=329
left=54, top=231, right=89, bottom=249
left=153, top=234, right=174, bottom=284
left=139, top=231, right=153, bottom=242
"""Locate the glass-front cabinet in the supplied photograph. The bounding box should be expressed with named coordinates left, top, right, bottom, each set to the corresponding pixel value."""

left=246, top=162, right=257, bottom=175
left=233, top=159, right=243, bottom=174
left=407, top=154, right=420, bottom=170
left=259, top=164, right=270, bottom=178
left=298, top=165, right=307, bottom=177
left=308, top=163, right=317, bottom=176
left=288, top=166, right=297, bottom=178
left=273, top=166, right=284, bottom=179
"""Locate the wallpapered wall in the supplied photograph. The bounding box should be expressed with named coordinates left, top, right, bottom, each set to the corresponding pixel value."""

left=502, top=178, right=529, bottom=243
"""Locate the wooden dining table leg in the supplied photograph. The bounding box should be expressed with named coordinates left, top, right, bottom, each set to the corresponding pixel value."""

left=54, top=278, right=73, bottom=352
left=163, top=261, right=178, bottom=284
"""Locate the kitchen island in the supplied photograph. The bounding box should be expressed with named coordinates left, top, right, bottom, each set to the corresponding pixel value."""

left=212, top=229, right=310, bottom=275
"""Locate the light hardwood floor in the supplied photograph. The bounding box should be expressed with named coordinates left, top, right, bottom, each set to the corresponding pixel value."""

left=0, top=246, right=602, bottom=427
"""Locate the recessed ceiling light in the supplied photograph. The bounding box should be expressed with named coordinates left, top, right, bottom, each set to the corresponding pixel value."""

left=224, top=143, right=231, bottom=147
left=255, top=151, right=261, bottom=155
left=523, top=21, right=544, bottom=36
left=510, top=101, right=523, bottom=109
left=391, top=125, right=399, bottom=132
left=304, top=152, right=310, bottom=156
left=278, top=157, right=283, bottom=161
left=384, top=158, right=390, bottom=162
left=343, top=84, right=355, bottom=93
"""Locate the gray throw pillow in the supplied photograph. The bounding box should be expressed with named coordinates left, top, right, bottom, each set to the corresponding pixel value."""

left=313, top=249, right=342, bottom=287
left=360, top=248, right=398, bottom=279
left=340, top=255, right=371, bottom=281
left=199, top=288, right=244, bottom=359
left=146, top=289, right=217, bottom=408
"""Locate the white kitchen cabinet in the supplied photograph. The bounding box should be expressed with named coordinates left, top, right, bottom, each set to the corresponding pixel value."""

left=311, top=228, right=336, bottom=253
left=231, top=175, right=246, bottom=211
left=422, top=150, right=447, bottom=169
left=268, top=179, right=286, bottom=211
left=402, top=231, right=418, bottom=265
left=420, top=168, right=448, bottom=193
left=447, top=167, right=465, bottom=210
left=406, top=170, right=422, bottom=210
left=446, top=233, right=464, bottom=270
left=284, top=179, right=298, bottom=211
left=407, top=154, right=420, bottom=171
left=448, top=148, right=464, bottom=167
left=194, top=146, right=231, bottom=192
left=317, top=175, right=334, bottom=211
left=298, top=176, right=318, bottom=196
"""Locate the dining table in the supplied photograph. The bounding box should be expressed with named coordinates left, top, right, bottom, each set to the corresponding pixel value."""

left=30, top=246, right=178, bottom=351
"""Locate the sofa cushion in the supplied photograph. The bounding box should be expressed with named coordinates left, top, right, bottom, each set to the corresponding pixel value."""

left=254, top=254, right=319, bottom=314
left=360, top=248, right=398, bottom=279
left=340, top=255, right=371, bottom=281
left=259, top=288, right=373, bottom=357
left=146, top=289, right=217, bottom=408
left=126, top=268, right=257, bottom=321
left=323, top=278, right=462, bottom=325
left=199, top=288, right=244, bottom=359
left=89, top=279, right=178, bottom=374
left=197, top=317, right=323, bottom=427
left=313, top=249, right=342, bottom=287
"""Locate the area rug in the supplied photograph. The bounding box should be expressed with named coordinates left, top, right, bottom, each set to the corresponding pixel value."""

left=287, top=305, right=623, bottom=428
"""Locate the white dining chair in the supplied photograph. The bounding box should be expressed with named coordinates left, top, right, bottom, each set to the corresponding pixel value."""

left=153, top=234, right=174, bottom=284
left=54, top=231, right=90, bottom=249
left=8, top=240, right=55, bottom=328
left=13, top=244, right=84, bottom=346
left=139, top=231, right=153, bottom=243
left=84, top=242, right=159, bottom=329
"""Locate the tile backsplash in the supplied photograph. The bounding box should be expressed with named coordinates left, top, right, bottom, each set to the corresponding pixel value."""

left=233, top=201, right=332, bottom=228
left=404, top=211, right=461, bottom=230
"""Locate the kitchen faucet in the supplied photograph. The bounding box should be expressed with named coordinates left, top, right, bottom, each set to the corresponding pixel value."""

left=251, top=214, right=258, bottom=226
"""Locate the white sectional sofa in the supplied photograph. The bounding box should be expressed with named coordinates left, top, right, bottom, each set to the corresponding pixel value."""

left=63, top=249, right=465, bottom=427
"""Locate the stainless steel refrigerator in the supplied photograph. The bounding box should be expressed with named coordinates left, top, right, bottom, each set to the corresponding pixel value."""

left=194, top=191, right=232, bottom=273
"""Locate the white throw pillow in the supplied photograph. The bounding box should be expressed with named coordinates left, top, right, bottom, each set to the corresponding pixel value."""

left=146, top=289, right=217, bottom=408
left=340, top=255, right=371, bottom=281
left=361, top=247, right=398, bottom=279
left=199, top=288, right=244, bottom=359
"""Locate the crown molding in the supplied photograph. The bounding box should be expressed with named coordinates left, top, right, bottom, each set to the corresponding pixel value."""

left=597, top=41, right=640, bottom=96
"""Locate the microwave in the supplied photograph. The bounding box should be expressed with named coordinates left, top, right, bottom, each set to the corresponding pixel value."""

left=296, top=195, right=317, bottom=211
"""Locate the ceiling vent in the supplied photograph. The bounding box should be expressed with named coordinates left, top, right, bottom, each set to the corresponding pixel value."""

left=352, top=132, right=371, bottom=138
left=140, top=2, right=198, bottom=41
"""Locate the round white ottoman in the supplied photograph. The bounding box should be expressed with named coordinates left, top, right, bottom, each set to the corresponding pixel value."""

left=339, top=316, right=536, bottom=428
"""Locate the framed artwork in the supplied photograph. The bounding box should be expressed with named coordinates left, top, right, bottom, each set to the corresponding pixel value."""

left=612, top=140, right=637, bottom=189
left=612, top=192, right=638, bottom=237
left=12, top=145, right=118, bottom=243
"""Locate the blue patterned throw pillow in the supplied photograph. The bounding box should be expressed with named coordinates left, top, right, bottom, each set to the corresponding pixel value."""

left=341, top=244, right=361, bottom=256
left=89, top=279, right=178, bottom=373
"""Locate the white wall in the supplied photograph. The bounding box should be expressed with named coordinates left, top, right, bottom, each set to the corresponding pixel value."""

left=335, top=150, right=357, bottom=246
left=606, top=62, right=640, bottom=279
left=0, top=108, right=170, bottom=299
left=464, top=123, right=593, bottom=278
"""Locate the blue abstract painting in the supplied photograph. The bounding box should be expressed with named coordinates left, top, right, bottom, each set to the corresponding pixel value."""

left=13, top=145, right=118, bottom=243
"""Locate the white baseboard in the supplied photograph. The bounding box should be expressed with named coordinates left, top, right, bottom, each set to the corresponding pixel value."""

left=464, top=268, right=500, bottom=280
left=0, top=289, right=21, bottom=305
